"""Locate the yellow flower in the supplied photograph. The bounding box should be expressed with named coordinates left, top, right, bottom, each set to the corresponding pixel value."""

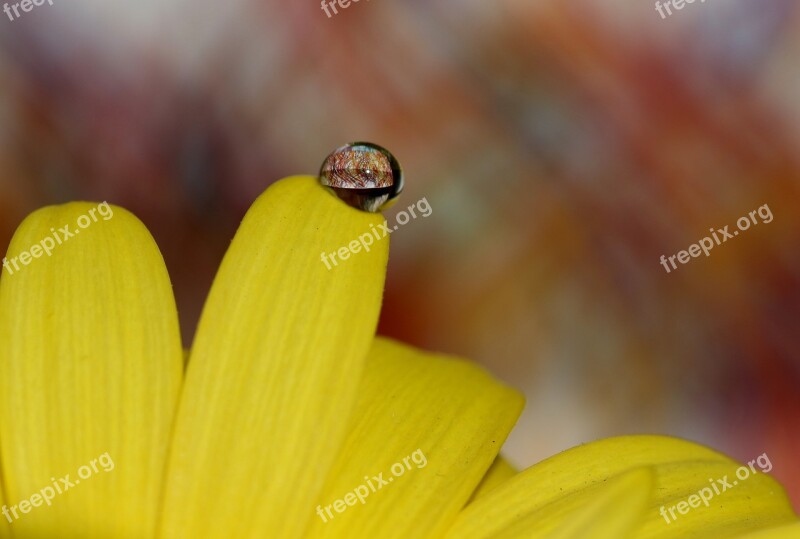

left=0, top=176, right=797, bottom=538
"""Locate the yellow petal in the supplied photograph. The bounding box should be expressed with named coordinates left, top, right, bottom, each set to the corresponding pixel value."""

left=735, top=522, right=800, bottom=538
left=305, top=337, right=524, bottom=539
left=635, top=459, right=797, bottom=538
left=0, top=483, right=6, bottom=539
left=159, top=176, right=389, bottom=538
left=453, top=466, right=653, bottom=539
left=541, top=468, right=653, bottom=539
left=0, top=203, right=183, bottom=538
left=469, top=456, right=518, bottom=503
left=445, top=436, right=798, bottom=539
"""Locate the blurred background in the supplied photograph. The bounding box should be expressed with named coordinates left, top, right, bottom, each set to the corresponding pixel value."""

left=1, top=0, right=798, bottom=507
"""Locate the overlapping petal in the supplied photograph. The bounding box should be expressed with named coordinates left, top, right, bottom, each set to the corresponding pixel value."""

left=305, top=338, right=524, bottom=539
left=541, top=468, right=653, bottom=539
left=0, top=204, right=183, bottom=538
left=0, top=181, right=796, bottom=539
left=470, top=457, right=518, bottom=503
left=445, top=436, right=798, bottom=539
left=159, top=177, right=389, bottom=538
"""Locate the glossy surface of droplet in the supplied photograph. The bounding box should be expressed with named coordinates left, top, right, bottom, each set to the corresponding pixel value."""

left=319, top=142, right=403, bottom=212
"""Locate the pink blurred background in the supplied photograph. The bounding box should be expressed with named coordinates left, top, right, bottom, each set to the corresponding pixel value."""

left=1, top=0, right=799, bottom=506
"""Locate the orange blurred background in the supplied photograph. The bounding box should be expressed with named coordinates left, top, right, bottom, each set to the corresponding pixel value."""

left=1, top=0, right=799, bottom=506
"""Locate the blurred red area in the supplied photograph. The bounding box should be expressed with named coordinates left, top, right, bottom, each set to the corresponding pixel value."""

left=1, top=0, right=799, bottom=506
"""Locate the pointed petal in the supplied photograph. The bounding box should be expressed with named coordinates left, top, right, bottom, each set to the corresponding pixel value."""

left=469, top=456, right=518, bottom=503
left=159, top=177, right=389, bottom=538
left=444, top=436, right=797, bottom=539
left=305, top=338, right=524, bottom=539
left=0, top=203, right=183, bottom=538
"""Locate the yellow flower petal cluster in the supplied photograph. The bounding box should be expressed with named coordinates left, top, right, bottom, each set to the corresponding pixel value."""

left=0, top=177, right=796, bottom=538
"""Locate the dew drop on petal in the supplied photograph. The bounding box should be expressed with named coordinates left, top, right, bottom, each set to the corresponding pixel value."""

left=319, top=142, right=404, bottom=212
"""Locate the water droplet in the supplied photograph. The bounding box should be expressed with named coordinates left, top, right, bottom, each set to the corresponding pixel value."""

left=319, top=142, right=403, bottom=212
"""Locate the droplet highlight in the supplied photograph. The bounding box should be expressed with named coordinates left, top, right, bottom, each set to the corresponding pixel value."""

left=319, top=142, right=403, bottom=212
